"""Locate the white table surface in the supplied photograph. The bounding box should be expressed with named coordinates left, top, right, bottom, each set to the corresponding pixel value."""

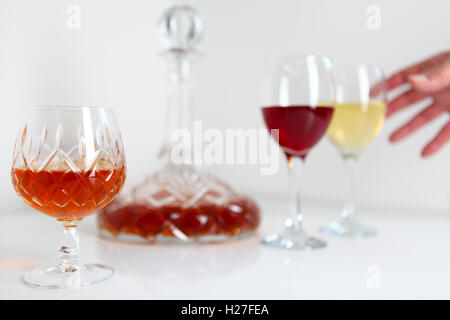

left=1, top=198, right=450, bottom=300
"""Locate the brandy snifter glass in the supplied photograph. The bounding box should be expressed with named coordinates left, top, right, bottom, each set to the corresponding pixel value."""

left=11, top=106, right=126, bottom=289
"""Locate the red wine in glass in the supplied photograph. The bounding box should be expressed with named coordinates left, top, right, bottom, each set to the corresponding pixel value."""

left=260, top=55, right=335, bottom=250
left=262, top=105, right=334, bottom=159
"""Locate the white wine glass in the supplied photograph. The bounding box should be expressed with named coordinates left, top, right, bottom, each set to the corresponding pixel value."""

left=320, top=65, right=387, bottom=237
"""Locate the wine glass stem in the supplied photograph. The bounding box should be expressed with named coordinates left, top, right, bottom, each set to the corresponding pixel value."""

left=341, top=157, right=356, bottom=220
left=287, top=157, right=304, bottom=231
left=58, top=221, right=82, bottom=272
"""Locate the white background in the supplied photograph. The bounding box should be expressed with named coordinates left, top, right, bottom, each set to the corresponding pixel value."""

left=0, top=0, right=449, bottom=215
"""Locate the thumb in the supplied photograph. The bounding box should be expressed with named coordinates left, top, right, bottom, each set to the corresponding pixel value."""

left=409, top=54, right=450, bottom=93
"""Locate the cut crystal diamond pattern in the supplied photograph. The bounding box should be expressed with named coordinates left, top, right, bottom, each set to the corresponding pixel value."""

left=12, top=121, right=126, bottom=219
left=98, top=163, right=260, bottom=242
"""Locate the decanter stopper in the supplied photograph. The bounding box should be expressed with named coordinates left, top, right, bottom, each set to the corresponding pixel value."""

left=158, top=5, right=203, bottom=51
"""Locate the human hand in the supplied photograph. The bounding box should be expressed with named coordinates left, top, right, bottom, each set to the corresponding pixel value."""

left=385, top=51, right=450, bottom=157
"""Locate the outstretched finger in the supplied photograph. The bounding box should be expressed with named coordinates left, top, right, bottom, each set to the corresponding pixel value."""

left=386, top=89, right=427, bottom=117
left=383, top=52, right=449, bottom=92
left=421, top=120, right=450, bottom=157
left=389, top=103, right=444, bottom=142
left=409, top=56, right=450, bottom=93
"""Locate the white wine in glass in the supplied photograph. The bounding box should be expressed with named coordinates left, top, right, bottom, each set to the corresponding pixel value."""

left=321, top=65, right=387, bottom=237
left=327, top=101, right=386, bottom=158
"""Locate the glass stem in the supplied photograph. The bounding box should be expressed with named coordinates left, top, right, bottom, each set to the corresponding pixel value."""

left=341, top=157, right=356, bottom=220
left=58, top=221, right=82, bottom=272
left=287, top=156, right=304, bottom=231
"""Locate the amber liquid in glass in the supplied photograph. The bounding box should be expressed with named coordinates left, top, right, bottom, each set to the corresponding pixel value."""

left=12, top=166, right=126, bottom=220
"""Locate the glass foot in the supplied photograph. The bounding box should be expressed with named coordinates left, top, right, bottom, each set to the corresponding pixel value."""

left=22, top=263, right=114, bottom=289
left=262, top=226, right=327, bottom=250
left=320, top=218, right=377, bottom=237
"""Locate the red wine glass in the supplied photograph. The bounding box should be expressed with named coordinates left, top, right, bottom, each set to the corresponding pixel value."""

left=261, top=55, right=335, bottom=249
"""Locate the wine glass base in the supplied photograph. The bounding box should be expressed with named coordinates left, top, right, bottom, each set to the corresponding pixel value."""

left=22, top=263, right=114, bottom=289
left=262, top=226, right=327, bottom=250
left=320, top=218, right=377, bottom=237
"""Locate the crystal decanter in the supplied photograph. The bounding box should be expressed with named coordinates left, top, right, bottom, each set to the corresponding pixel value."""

left=97, top=6, right=260, bottom=243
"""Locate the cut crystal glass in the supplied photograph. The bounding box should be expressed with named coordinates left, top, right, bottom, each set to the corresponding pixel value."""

left=97, top=6, right=260, bottom=243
